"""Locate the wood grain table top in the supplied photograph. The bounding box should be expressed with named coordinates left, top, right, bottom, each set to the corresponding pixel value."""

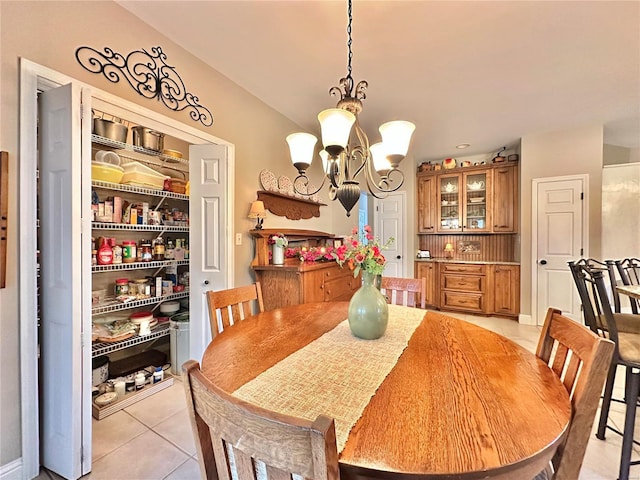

left=617, top=284, right=640, bottom=300
left=201, top=302, right=571, bottom=480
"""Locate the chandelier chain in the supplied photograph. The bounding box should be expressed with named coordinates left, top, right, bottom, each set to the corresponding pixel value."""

left=346, top=0, right=353, bottom=82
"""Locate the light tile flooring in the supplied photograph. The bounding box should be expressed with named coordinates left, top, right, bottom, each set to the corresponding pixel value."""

left=37, top=312, right=640, bottom=480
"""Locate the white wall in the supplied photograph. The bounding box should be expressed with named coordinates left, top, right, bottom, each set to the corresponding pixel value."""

left=520, top=124, right=604, bottom=320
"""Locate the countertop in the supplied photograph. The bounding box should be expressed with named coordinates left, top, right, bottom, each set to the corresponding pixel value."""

left=415, top=258, right=520, bottom=266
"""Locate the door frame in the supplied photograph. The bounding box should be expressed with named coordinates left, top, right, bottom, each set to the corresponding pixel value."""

left=373, top=191, right=407, bottom=277
left=530, top=173, right=589, bottom=325
left=19, top=58, right=235, bottom=477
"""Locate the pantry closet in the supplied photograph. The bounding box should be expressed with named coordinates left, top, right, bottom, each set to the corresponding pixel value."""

left=20, top=60, right=234, bottom=479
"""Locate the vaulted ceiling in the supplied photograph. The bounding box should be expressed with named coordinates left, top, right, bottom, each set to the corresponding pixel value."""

left=118, top=0, right=640, bottom=163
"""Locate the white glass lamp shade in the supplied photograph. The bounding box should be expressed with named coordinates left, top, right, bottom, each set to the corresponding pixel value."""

left=287, top=132, right=317, bottom=172
left=370, top=142, right=391, bottom=175
left=320, top=149, right=330, bottom=174
left=379, top=120, right=416, bottom=166
left=317, top=108, right=355, bottom=156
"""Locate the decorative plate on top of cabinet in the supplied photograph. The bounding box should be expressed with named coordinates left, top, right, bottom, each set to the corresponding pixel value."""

left=278, top=175, right=294, bottom=196
left=259, top=169, right=278, bottom=192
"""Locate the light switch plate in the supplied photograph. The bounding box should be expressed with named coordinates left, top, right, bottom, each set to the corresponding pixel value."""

left=235, top=233, right=242, bottom=245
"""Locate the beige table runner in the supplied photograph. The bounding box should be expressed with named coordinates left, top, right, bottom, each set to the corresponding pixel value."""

left=233, top=304, right=426, bottom=451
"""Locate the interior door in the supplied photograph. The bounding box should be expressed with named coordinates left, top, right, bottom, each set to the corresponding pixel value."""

left=375, top=192, right=405, bottom=277
left=534, top=177, right=585, bottom=324
left=39, top=83, right=92, bottom=478
left=189, top=144, right=229, bottom=361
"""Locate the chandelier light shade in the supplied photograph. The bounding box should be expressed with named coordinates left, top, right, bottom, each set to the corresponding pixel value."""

left=287, top=0, right=415, bottom=216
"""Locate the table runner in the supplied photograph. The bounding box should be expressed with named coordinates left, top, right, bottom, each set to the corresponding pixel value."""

left=232, top=304, right=426, bottom=451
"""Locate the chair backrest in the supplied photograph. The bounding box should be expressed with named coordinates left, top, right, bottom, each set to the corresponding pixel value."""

left=613, top=258, right=640, bottom=314
left=206, top=283, right=264, bottom=337
left=380, top=276, right=426, bottom=308
left=536, top=308, right=614, bottom=480
left=183, top=360, right=340, bottom=480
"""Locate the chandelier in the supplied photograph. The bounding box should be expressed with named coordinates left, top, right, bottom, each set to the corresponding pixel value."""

left=287, top=0, right=415, bottom=217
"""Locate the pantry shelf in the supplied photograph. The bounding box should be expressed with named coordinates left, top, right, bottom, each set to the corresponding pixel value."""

left=92, top=134, right=189, bottom=165
left=92, top=322, right=171, bottom=357
left=92, top=290, right=189, bottom=315
left=92, top=180, right=188, bottom=200
left=92, top=259, right=189, bottom=273
left=92, top=222, right=189, bottom=232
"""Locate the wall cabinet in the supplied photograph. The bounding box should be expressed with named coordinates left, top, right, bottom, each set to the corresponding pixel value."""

left=417, top=162, right=518, bottom=234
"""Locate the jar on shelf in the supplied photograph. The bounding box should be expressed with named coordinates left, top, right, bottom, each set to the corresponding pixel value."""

left=153, top=237, right=165, bottom=261
left=122, top=240, right=137, bottom=263
left=115, top=278, right=129, bottom=296
left=134, top=278, right=149, bottom=296
left=112, top=242, right=123, bottom=264
left=139, top=239, right=153, bottom=262
left=165, top=239, right=175, bottom=260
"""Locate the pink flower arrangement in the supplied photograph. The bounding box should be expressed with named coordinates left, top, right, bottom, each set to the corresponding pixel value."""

left=333, top=225, right=394, bottom=277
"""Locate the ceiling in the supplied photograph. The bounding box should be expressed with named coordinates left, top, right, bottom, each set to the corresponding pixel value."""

left=117, top=0, right=640, bottom=163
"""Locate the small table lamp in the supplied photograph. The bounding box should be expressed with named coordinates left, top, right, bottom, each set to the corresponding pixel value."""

left=248, top=201, right=267, bottom=230
left=444, top=243, right=454, bottom=259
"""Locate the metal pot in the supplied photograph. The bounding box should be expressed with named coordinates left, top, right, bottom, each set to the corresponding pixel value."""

left=92, top=118, right=128, bottom=143
left=132, top=126, right=165, bottom=152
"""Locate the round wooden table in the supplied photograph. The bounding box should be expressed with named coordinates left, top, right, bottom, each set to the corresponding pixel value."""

left=201, top=302, right=571, bottom=480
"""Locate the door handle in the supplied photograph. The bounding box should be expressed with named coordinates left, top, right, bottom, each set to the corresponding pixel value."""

left=396, top=255, right=402, bottom=260
left=539, top=259, right=547, bottom=265
left=203, top=280, right=210, bottom=285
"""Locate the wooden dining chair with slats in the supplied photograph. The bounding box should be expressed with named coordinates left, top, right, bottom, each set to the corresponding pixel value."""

left=183, top=360, right=340, bottom=480
left=533, top=308, right=614, bottom=480
left=380, top=276, right=426, bottom=308
left=206, top=282, right=264, bottom=337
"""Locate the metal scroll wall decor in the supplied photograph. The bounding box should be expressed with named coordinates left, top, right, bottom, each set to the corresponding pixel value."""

left=75, top=46, right=213, bottom=127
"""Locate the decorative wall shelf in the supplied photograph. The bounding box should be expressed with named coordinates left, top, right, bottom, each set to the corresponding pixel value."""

left=257, top=190, right=326, bottom=220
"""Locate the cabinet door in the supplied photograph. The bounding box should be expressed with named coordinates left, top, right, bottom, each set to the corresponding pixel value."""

left=492, top=164, right=518, bottom=233
left=415, top=262, right=436, bottom=307
left=417, top=176, right=436, bottom=233
left=462, top=170, right=491, bottom=233
left=493, top=265, right=520, bottom=315
left=437, top=174, right=462, bottom=232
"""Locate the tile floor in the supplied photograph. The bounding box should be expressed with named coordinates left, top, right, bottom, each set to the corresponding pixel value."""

left=37, top=312, right=640, bottom=480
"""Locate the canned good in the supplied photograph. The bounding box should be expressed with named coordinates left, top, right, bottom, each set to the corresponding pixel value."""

left=122, top=241, right=137, bottom=263
left=115, top=278, right=129, bottom=296
left=139, top=240, right=152, bottom=262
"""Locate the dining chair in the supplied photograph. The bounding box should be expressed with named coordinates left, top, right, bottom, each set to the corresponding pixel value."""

left=612, top=258, right=640, bottom=314
left=206, top=282, right=264, bottom=337
left=183, top=360, right=340, bottom=480
left=380, top=276, right=426, bottom=308
left=569, top=260, right=640, bottom=480
left=533, top=308, right=614, bottom=480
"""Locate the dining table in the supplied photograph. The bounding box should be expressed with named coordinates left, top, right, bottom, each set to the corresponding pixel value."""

left=617, top=284, right=640, bottom=301
left=200, top=302, right=571, bottom=480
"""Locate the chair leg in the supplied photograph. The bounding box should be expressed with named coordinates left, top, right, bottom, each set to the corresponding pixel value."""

left=597, top=362, right=618, bottom=440
left=618, top=367, right=640, bottom=480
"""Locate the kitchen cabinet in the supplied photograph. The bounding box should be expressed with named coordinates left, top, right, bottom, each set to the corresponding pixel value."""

left=492, top=264, right=520, bottom=316
left=439, top=262, right=488, bottom=314
left=437, top=170, right=492, bottom=233
left=417, top=176, right=437, bottom=233
left=491, top=164, right=518, bottom=233
left=416, top=161, right=518, bottom=234
left=414, top=261, right=437, bottom=307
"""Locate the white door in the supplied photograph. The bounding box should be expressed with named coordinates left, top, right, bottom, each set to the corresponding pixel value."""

left=375, top=192, right=405, bottom=278
left=39, top=83, right=92, bottom=478
left=189, top=144, right=229, bottom=361
left=533, top=176, right=586, bottom=324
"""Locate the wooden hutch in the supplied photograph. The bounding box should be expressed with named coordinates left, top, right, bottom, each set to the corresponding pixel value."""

left=250, top=229, right=360, bottom=311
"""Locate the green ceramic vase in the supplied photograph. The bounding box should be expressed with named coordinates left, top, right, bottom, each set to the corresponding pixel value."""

left=348, top=271, right=389, bottom=340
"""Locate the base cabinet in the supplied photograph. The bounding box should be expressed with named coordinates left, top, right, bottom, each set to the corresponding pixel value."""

left=254, top=262, right=360, bottom=311
left=415, top=261, right=519, bottom=318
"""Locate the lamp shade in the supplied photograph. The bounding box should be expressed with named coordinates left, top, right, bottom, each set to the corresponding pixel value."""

left=287, top=133, right=317, bottom=172
left=248, top=200, right=266, bottom=219
left=318, top=108, right=355, bottom=154
left=370, top=142, right=391, bottom=174
left=379, top=120, right=416, bottom=158
left=444, top=243, right=454, bottom=251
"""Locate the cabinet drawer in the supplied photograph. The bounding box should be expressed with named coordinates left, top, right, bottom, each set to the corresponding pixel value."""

left=440, top=263, right=486, bottom=275
left=324, top=276, right=355, bottom=302
left=442, top=274, right=483, bottom=293
left=324, top=267, right=350, bottom=280
left=441, top=291, right=483, bottom=312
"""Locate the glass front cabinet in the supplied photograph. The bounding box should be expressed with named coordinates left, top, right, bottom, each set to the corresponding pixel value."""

left=437, top=170, right=491, bottom=233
